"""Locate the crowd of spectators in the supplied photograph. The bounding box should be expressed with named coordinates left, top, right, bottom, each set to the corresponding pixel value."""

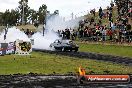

left=22, top=28, right=35, bottom=38
left=57, top=0, right=132, bottom=43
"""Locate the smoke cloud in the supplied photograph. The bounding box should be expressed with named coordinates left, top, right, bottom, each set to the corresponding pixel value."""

left=45, top=14, right=84, bottom=31
left=0, top=14, right=82, bottom=50
left=31, top=14, right=82, bottom=50
left=0, top=27, right=30, bottom=43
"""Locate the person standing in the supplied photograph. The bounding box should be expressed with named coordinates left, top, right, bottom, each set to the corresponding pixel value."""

left=99, top=7, right=103, bottom=19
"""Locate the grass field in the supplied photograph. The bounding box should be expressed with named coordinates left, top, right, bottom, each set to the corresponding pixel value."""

left=78, top=42, right=132, bottom=58
left=0, top=52, right=132, bottom=75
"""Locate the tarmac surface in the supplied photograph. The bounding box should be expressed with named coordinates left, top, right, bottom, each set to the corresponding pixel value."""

left=0, top=74, right=132, bottom=88
left=33, top=49, right=132, bottom=66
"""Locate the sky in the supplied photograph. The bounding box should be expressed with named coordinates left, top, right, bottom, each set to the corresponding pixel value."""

left=0, top=0, right=112, bottom=19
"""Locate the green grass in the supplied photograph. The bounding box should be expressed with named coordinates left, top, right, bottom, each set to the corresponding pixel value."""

left=78, top=42, right=132, bottom=58
left=0, top=52, right=132, bottom=75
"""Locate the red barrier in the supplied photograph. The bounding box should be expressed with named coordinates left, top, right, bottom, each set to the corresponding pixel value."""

left=0, top=47, right=14, bottom=51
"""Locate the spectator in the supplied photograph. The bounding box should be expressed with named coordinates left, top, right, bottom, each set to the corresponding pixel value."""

left=126, top=23, right=131, bottom=31
left=93, top=9, right=96, bottom=17
left=62, top=30, right=65, bottom=39
left=109, top=12, right=113, bottom=22
left=107, top=28, right=113, bottom=40
left=79, top=29, right=84, bottom=38
left=99, top=7, right=103, bottom=19
left=102, top=28, right=107, bottom=41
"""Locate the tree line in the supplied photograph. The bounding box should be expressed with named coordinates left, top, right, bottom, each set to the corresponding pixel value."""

left=0, top=0, right=47, bottom=27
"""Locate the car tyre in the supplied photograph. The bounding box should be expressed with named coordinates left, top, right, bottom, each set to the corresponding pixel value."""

left=74, top=48, right=78, bottom=52
left=50, top=45, right=55, bottom=51
left=70, top=49, right=72, bottom=52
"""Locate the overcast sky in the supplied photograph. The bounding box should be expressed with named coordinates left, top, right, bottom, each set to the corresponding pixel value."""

left=0, top=0, right=112, bottom=18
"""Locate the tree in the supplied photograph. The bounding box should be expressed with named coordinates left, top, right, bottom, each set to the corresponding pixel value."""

left=2, top=9, right=10, bottom=25
left=14, top=8, right=21, bottom=24
left=28, top=9, right=37, bottom=24
left=1, top=9, right=20, bottom=26
left=0, top=0, right=48, bottom=26
left=10, top=9, right=20, bottom=25
left=18, top=0, right=30, bottom=24
left=38, top=4, right=47, bottom=24
left=114, top=0, right=130, bottom=16
left=0, top=12, right=3, bottom=25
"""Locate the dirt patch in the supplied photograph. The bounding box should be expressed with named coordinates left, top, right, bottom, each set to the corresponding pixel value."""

left=0, top=74, right=132, bottom=88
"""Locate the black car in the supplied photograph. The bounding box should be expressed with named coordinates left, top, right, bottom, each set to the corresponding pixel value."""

left=50, top=39, right=79, bottom=52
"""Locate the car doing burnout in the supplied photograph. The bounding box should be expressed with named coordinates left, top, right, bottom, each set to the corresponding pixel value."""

left=50, top=39, right=79, bottom=52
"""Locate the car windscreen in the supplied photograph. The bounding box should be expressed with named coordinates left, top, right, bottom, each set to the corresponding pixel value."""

left=69, top=41, right=76, bottom=45
left=62, top=40, right=75, bottom=45
left=54, top=40, right=61, bottom=43
left=62, top=40, right=70, bottom=43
